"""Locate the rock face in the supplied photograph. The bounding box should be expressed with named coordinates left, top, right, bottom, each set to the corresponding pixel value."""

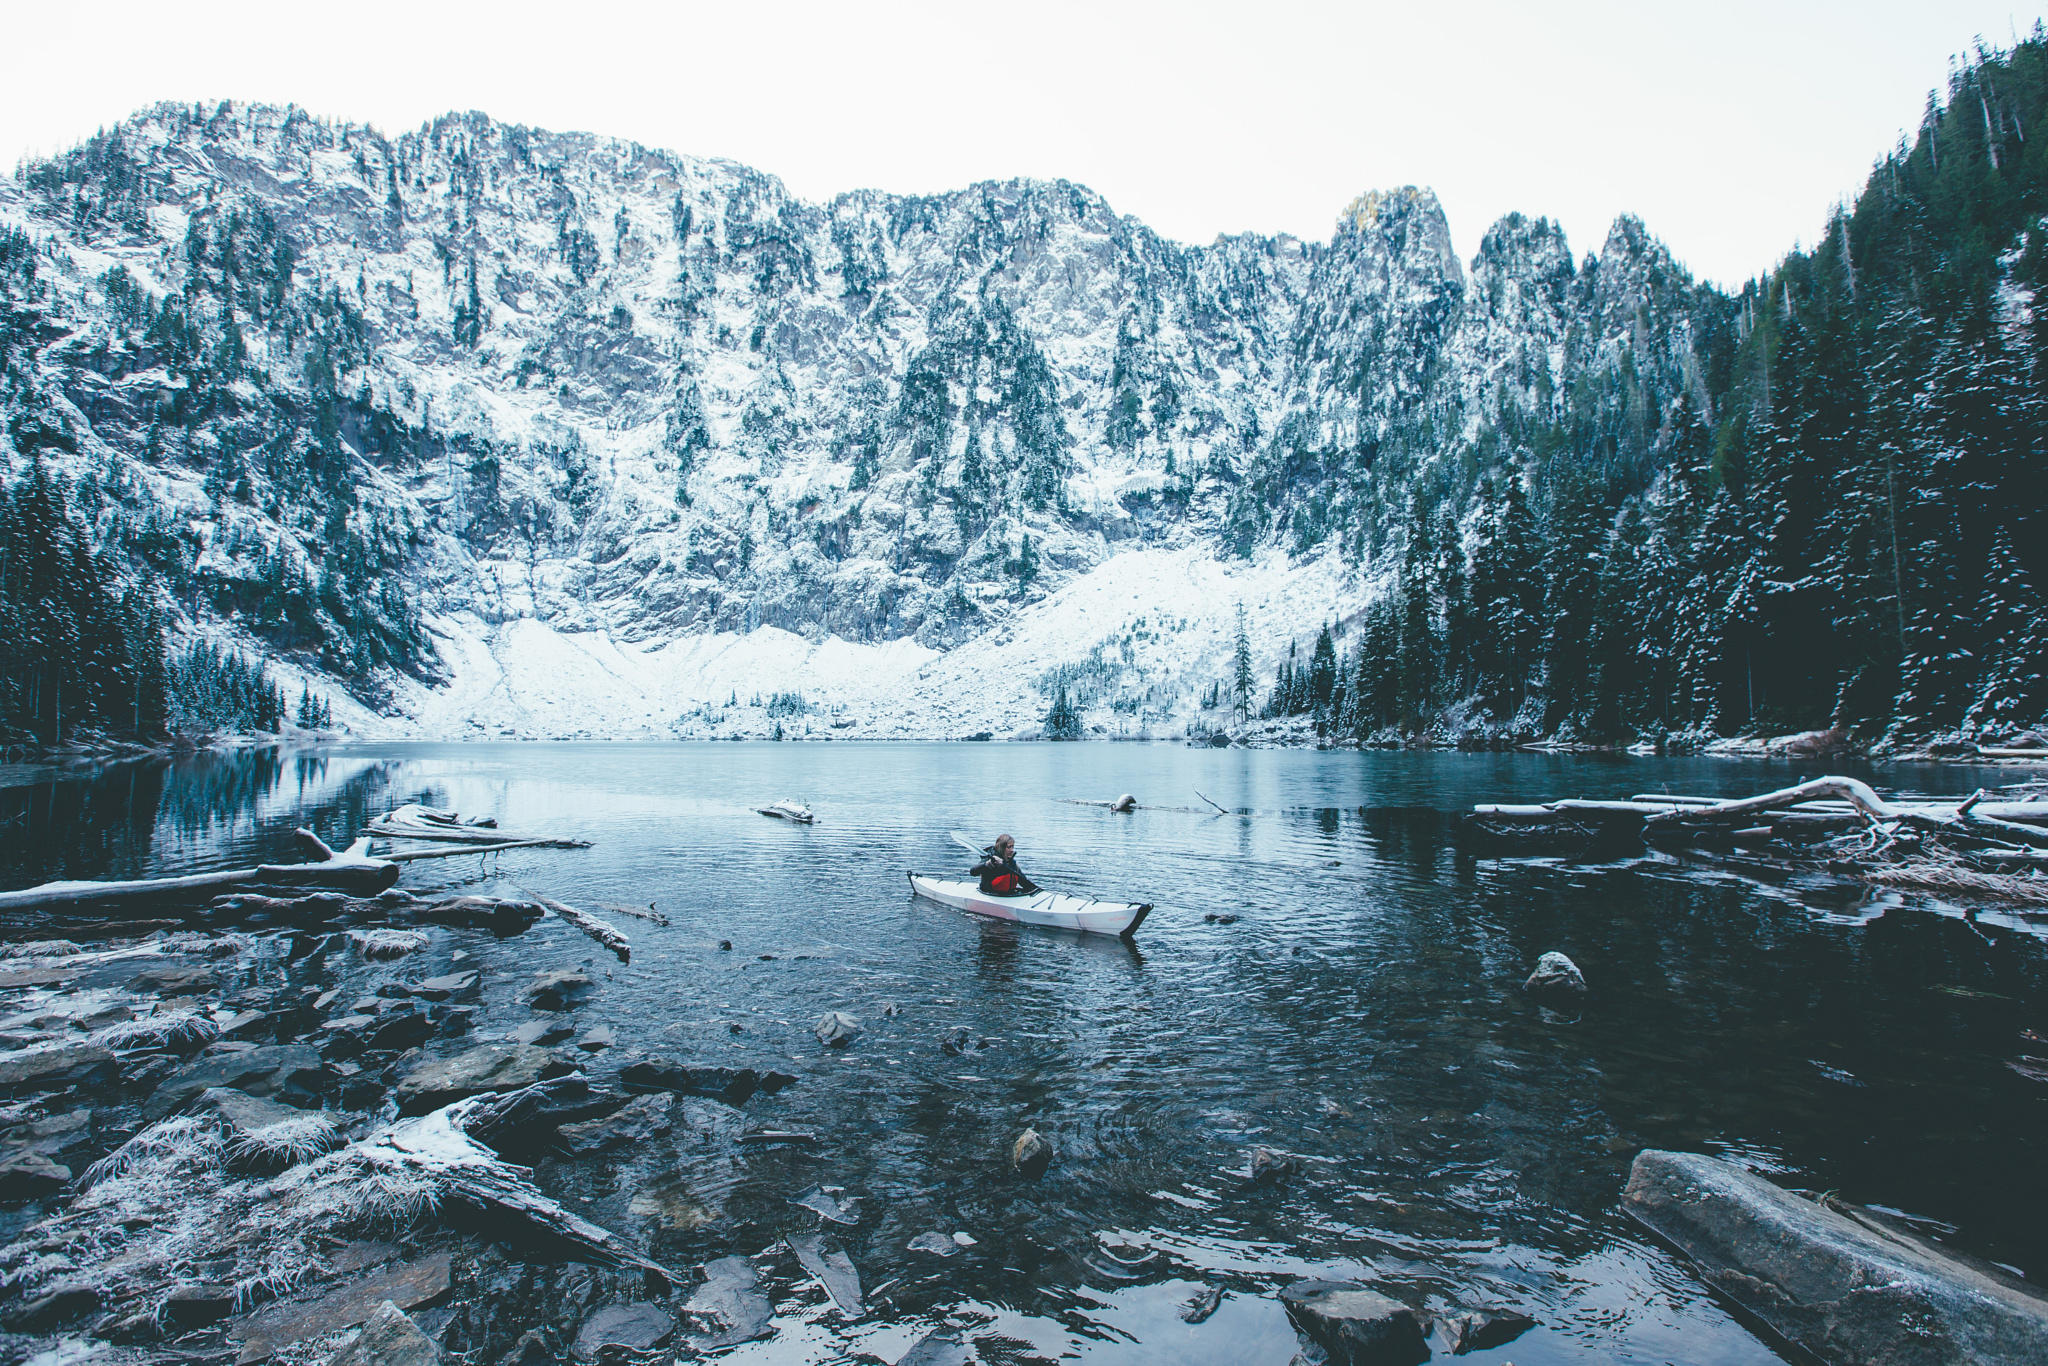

left=1623, top=1148, right=2048, bottom=1365
left=1278, top=1281, right=1430, bottom=1366
left=0, top=1044, right=116, bottom=1098
left=0, top=102, right=1729, bottom=741
left=330, top=1300, right=440, bottom=1366
left=1523, top=950, right=1587, bottom=998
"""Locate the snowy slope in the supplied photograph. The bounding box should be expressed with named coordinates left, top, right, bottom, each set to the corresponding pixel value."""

left=0, top=102, right=1718, bottom=738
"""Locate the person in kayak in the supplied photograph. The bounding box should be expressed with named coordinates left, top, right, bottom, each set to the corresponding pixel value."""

left=971, top=834, right=1040, bottom=897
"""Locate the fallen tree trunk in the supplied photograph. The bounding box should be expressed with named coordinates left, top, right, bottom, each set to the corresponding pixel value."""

left=0, top=830, right=397, bottom=913
left=382, top=838, right=570, bottom=864
left=518, top=887, right=631, bottom=962
left=364, top=804, right=590, bottom=848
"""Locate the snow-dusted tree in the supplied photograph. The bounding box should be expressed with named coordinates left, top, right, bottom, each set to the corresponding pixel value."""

left=1964, top=526, right=2048, bottom=730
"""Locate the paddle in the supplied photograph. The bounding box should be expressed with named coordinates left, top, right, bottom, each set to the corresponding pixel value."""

left=949, top=831, right=992, bottom=859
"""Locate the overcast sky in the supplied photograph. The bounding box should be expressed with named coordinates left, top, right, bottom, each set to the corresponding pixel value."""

left=4, top=1, right=2038, bottom=286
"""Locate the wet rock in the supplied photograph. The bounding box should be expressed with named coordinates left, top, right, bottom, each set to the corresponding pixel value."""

left=815, top=1011, right=862, bottom=1048
left=789, top=1183, right=860, bottom=1225
left=127, top=964, right=220, bottom=995
left=4, top=1284, right=100, bottom=1332
left=1203, top=912, right=1242, bottom=925
left=558, top=1092, right=673, bottom=1154
left=1523, top=950, right=1587, bottom=998
left=737, top=1128, right=819, bottom=1147
left=416, top=895, right=545, bottom=935
left=350, top=929, right=430, bottom=961
left=898, top=1330, right=975, bottom=1366
left=577, top=1025, right=616, bottom=1052
left=332, top=1299, right=441, bottom=1366
left=1247, top=1147, right=1297, bottom=1185
left=513, top=1018, right=576, bottom=1046
left=145, top=1044, right=323, bottom=1119
left=458, top=1074, right=626, bottom=1151
left=1012, top=1128, right=1054, bottom=1179
left=681, top=1255, right=774, bottom=1348
left=907, top=1232, right=960, bottom=1256
left=233, top=1254, right=453, bottom=1363
left=319, top=1014, right=380, bottom=1059
left=1623, top=1148, right=2048, bottom=1365
left=1111, top=793, right=1137, bottom=812
left=572, top=1302, right=674, bottom=1359
left=197, top=1087, right=343, bottom=1171
left=394, top=1045, right=571, bottom=1115
left=0, top=1043, right=116, bottom=1098
left=939, top=1026, right=973, bottom=1056
left=619, top=1058, right=795, bottom=1105
left=1278, top=1281, right=1429, bottom=1366
left=410, top=971, right=480, bottom=1001
left=1180, top=1285, right=1224, bottom=1324
left=369, top=1009, right=438, bottom=1054
left=0, top=1149, right=70, bottom=1198
left=1436, top=1305, right=1536, bottom=1353
left=497, top=1328, right=554, bottom=1366
left=525, top=969, right=595, bottom=1011
left=164, top=1282, right=237, bottom=1328
left=789, top=1233, right=863, bottom=1315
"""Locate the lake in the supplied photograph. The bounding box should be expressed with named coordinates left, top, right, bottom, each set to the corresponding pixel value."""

left=3, top=742, right=2044, bottom=1364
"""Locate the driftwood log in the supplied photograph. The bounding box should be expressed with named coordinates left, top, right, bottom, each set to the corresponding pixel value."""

left=365, top=804, right=591, bottom=848
left=0, top=830, right=398, bottom=913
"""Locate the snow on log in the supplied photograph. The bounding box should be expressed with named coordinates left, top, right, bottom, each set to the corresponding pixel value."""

left=0, top=836, right=398, bottom=913
left=365, top=804, right=591, bottom=848
left=518, top=887, right=631, bottom=962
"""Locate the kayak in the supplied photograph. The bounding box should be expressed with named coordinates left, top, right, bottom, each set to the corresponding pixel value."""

left=907, top=874, right=1151, bottom=939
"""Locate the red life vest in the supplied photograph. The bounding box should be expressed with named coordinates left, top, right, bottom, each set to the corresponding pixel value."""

left=989, top=872, right=1018, bottom=894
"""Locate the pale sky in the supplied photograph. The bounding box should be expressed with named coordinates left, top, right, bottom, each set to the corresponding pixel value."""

left=4, top=1, right=2037, bottom=286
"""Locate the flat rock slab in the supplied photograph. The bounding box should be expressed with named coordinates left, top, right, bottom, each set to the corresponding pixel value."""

left=681, top=1255, right=773, bottom=1348
left=234, top=1253, right=452, bottom=1362
left=1623, top=1148, right=2048, bottom=1366
left=330, top=1300, right=439, bottom=1366
left=1278, top=1281, right=1429, bottom=1366
left=410, top=972, right=480, bottom=1000
left=573, top=1302, right=675, bottom=1360
left=558, top=1092, right=674, bottom=1154
left=394, top=1044, right=569, bottom=1115
left=146, top=1045, right=323, bottom=1120
left=898, top=1331, right=975, bottom=1366
left=514, top=1019, right=575, bottom=1046
left=0, top=1044, right=115, bottom=1098
left=0, top=967, right=80, bottom=989
left=128, top=964, right=221, bottom=995
left=524, top=969, right=595, bottom=1011
left=789, top=1233, right=862, bottom=1316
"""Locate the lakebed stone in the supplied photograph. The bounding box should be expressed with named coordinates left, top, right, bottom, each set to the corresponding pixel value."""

left=524, top=969, right=595, bottom=1011
left=234, top=1254, right=453, bottom=1362
left=680, top=1255, right=773, bottom=1348
left=1012, top=1128, right=1053, bottom=1179
left=1623, top=1148, right=2048, bottom=1365
left=1523, top=950, right=1587, bottom=998
left=1278, top=1280, right=1430, bottom=1366
left=557, top=1091, right=674, bottom=1153
left=620, top=1058, right=795, bottom=1105
left=572, top=1302, right=674, bottom=1359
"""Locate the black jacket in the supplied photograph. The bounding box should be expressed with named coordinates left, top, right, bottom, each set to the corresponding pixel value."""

left=969, top=852, right=1039, bottom=897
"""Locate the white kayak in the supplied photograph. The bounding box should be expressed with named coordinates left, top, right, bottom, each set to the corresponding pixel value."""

left=907, top=874, right=1151, bottom=939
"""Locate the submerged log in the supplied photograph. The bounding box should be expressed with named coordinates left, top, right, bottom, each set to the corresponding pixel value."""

left=0, top=831, right=397, bottom=913
left=518, top=886, right=631, bottom=962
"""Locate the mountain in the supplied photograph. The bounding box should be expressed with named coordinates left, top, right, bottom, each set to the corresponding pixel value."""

left=3, top=35, right=2045, bottom=745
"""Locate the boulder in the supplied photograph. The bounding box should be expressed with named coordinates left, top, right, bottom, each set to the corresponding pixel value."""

left=1111, top=793, right=1137, bottom=812
left=572, top=1302, right=673, bottom=1360
left=1278, top=1281, right=1429, bottom=1366
left=1623, top=1148, right=2048, bottom=1365
left=164, top=1283, right=238, bottom=1329
left=1012, top=1128, right=1053, bottom=1179
left=0, top=1043, right=116, bottom=1098
left=814, top=1011, right=862, bottom=1048
left=1523, top=950, right=1587, bottom=998
left=524, top=969, right=595, bottom=1011
left=394, top=1045, right=570, bottom=1115
left=1436, top=1305, right=1536, bottom=1353
left=330, top=1300, right=440, bottom=1366
left=558, top=1092, right=674, bottom=1154
left=0, top=1149, right=70, bottom=1199
left=1247, top=1146, right=1296, bottom=1185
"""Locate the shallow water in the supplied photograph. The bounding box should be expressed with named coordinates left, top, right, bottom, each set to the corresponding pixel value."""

left=5, top=743, right=2046, bottom=1364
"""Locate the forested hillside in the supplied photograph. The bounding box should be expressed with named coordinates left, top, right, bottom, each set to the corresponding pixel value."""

left=1, top=37, right=2043, bottom=747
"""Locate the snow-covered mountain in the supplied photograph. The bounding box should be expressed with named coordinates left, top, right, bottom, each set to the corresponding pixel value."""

left=0, top=102, right=1717, bottom=738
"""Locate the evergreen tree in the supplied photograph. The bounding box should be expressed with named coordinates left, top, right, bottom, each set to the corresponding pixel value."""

left=1043, top=675, right=1082, bottom=740
left=1232, top=603, right=1255, bottom=726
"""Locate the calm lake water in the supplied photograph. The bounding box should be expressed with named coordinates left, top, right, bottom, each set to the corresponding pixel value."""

left=4, top=743, right=2046, bottom=1364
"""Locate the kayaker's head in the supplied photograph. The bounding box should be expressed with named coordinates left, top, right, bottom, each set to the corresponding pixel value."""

left=994, top=834, right=1015, bottom=857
